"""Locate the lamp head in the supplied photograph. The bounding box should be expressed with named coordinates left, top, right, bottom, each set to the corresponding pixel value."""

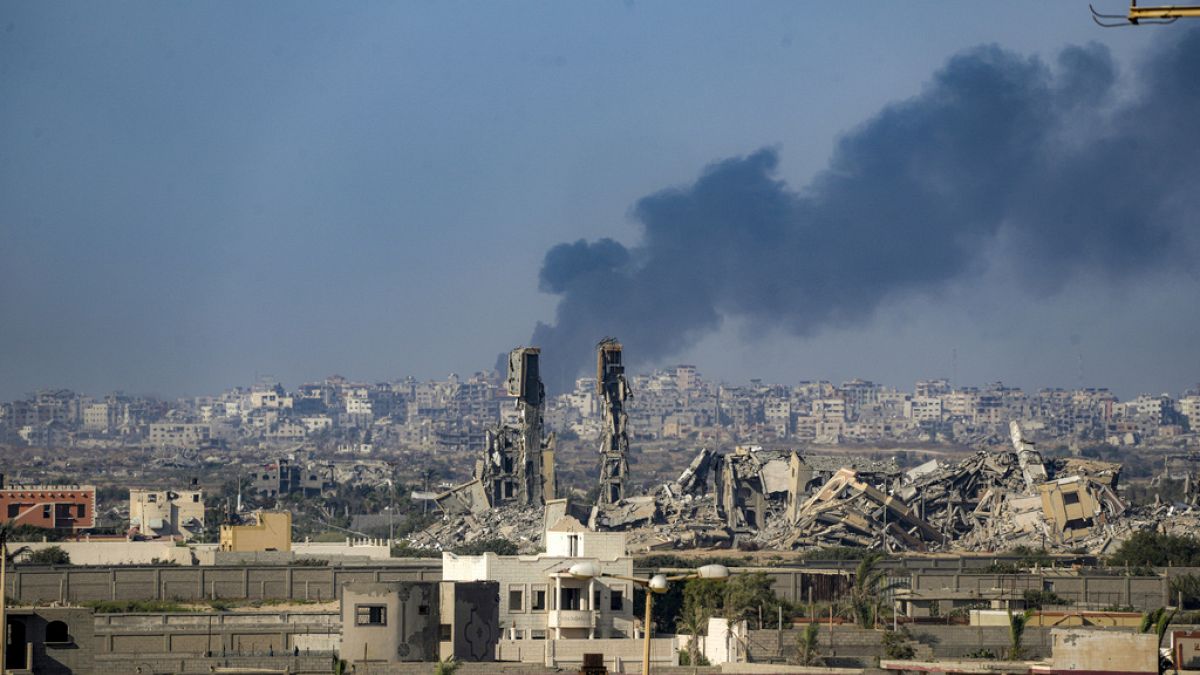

left=648, top=574, right=670, bottom=594
left=696, top=564, right=730, bottom=580
left=567, top=561, right=600, bottom=579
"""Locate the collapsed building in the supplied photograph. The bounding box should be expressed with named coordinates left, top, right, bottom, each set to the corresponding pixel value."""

left=414, top=341, right=1194, bottom=556
left=647, top=422, right=1133, bottom=553
left=595, top=339, right=632, bottom=506
left=431, top=346, right=556, bottom=516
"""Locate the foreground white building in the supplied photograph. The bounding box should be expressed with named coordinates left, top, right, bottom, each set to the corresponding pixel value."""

left=443, top=515, right=635, bottom=641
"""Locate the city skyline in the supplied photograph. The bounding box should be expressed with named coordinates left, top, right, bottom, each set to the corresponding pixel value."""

left=3, top=3, right=1198, bottom=401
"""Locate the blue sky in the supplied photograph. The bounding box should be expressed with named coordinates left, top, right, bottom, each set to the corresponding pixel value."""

left=1, top=2, right=1194, bottom=399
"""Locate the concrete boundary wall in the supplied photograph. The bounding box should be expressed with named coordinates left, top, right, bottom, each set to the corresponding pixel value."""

left=4, top=561, right=442, bottom=604
left=94, top=611, right=341, bottom=657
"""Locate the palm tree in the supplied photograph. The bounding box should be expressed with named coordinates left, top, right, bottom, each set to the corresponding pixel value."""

left=676, top=605, right=708, bottom=668
left=796, top=621, right=821, bottom=666
left=850, top=553, right=897, bottom=628
left=1007, top=608, right=1032, bottom=660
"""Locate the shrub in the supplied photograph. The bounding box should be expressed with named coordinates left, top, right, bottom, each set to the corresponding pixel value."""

left=390, top=543, right=441, bottom=558
left=1109, top=531, right=1200, bottom=568
left=881, top=629, right=915, bottom=660
left=24, top=547, right=71, bottom=566
left=452, top=537, right=518, bottom=556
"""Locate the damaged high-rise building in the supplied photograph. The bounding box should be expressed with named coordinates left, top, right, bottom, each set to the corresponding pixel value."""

left=595, top=338, right=632, bottom=506
left=476, top=347, right=557, bottom=507
left=434, top=347, right=557, bottom=515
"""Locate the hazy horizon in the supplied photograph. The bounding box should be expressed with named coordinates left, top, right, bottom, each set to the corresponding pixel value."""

left=3, top=3, right=1196, bottom=402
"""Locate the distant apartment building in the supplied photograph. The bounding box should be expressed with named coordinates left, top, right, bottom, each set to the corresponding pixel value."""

left=0, top=476, right=95, bottom=531
left=905, top=396, right=944, bottom=423
left=129, top=488, right=205, bottom=540
left=82, top=401, right=117, bottom=433
left=1180, top=396, right=1200, bottom=432
left=147, top=422, right=212, bottom=449
left=252, top=458, right=334, bottom=498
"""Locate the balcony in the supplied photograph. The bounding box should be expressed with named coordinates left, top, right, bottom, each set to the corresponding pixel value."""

left=547, top=609, right=595, bottom=630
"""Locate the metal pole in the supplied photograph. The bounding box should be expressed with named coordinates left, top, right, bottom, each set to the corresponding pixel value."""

left=0, top=530, right=8, bottom=672
left=1, top=532, right=6, bottom=675
left=643, top=588, right=652, bottom=675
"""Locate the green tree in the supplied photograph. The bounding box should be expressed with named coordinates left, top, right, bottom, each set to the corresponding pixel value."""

left=452, top=537, right=518, bottom=556
left=723, top=572, right=786, bottom=629
left=682, top=577, right=727, bottom=622
left=850, top=553, right=897, bottom=628
left=1170, top=574, right=1200, bottom=610
left=1007, top=609, right=1032, bottom=660
left=796, top=621, right=821, bottom=666
left=25, top=546, right=71, bottom=566
left=1109, top=531, right=1200, bottom=568
left=881, top=628, right=915, bottom=659
left=676, top=605, right=709, bottom=668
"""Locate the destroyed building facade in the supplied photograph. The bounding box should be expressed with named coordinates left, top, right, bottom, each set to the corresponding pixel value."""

left=595, top=339, right=632, bottom=506
left=476, top=347, right=556, bottom=507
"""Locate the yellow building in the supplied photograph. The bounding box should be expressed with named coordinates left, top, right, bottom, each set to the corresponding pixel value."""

left=219, top=511, right=291, bottom=552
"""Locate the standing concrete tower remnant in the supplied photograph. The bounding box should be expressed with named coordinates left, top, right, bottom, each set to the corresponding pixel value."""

left=477, top=347, right=557, bottom=507
left=596, top=338, right=632, bottom=505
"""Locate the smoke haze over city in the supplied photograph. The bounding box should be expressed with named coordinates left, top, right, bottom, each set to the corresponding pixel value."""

left=1, top=3, right=1196, bottom=399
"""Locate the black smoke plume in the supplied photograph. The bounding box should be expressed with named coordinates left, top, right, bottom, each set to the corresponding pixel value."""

left=532, top=32, right=1200, bottom=392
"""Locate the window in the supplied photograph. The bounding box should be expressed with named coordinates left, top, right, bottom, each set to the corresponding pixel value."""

left=77, top=504, right=86, bottom=517
left=593, top=589, right=602, bottom=610
left=418, top=604, right=430, bottom=616
left=560, top=587, right=581, bottom=611
left=7, top=504, right=18, bottom=518
left=192, top=494, right=200, bottom=502
left=611, top=590, right=623, bottom=611
left=530, top=629, right=546, bottom=640
left=568, top=535, right=579, bottom=557
left=43, top=505, right=52, bottom=518
left=509, top=589, right=523, bottom=612
left=439, top=624, right=452, bottom=641
left=1062, top=491, right=1081, bottom=506
left=45, top=620, right=69, bottom=643
left=531, top=589, right=546, bottom=611
left=355, top=604, right=387, bottom=626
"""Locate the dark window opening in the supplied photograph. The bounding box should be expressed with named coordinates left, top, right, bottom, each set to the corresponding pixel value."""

left=531, top=590, right=546, bottom=611
left=509, top=589, right=523, bottom=611
left=560, top=587, right=581, bottom=611
left=45, top=620, right=69, bottom=643
left=611, top=590, right=623, bottom=611
left=1062, top=491, right=1081, bottom=506
left=355, top=604, right=387, bottom=626
left=439, top=624, right=452, bottom=641
left=418, top=604, right=429, bottom=616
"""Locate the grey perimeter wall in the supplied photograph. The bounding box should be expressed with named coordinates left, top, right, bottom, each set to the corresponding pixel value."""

left=4, top=561, right=442, bottom=604
left=3, top=560, right=1177, bottom=610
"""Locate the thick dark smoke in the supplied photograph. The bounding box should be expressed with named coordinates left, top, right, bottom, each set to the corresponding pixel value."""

left=532, top=32, right=1200, bottom=392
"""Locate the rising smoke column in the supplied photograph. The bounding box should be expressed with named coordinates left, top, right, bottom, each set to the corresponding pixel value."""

left=532, top=32, right=1200, bottom=392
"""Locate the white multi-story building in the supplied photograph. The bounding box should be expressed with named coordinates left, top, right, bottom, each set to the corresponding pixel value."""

left=129, top=488, right=205, bottom=540
left=442, top=516, right=635, bottom=641
left=905, top=396, right=944, bottom=423
left=147, top=423, right=212, bottom=449
left=1179, top=396, right=1200, bottom=432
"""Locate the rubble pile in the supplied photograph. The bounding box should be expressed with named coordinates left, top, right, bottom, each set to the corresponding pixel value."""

left=406, top=502, right=548, bottom=554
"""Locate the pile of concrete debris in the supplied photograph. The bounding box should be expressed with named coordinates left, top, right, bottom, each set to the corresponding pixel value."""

left=591, top=421, right=1196, bottom=554
left=405, top=502, right=548, bottom=554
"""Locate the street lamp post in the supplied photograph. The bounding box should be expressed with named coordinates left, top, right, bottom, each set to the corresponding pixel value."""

left=1, top=529, right=7, bottom=675
left=567, top=562, right=730, bottom=675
